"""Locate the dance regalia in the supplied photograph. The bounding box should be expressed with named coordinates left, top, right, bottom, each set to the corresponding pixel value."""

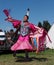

left=10, top=19, right=37, bottom=51
left=3, top=9, right=39, bottom=52
left=30, top=26, right=51, bottom=53
left=3, top=9, right=51, bottom=53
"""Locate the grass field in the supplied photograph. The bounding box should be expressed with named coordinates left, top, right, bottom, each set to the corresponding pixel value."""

left=0, top=49, right=54, bottom=65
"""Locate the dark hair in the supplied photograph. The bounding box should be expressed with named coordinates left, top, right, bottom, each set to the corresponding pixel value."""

left=24, top=15, right=29, bottom=20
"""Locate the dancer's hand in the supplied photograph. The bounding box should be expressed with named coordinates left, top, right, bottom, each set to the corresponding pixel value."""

left=5, top=15, right=13, bottom=22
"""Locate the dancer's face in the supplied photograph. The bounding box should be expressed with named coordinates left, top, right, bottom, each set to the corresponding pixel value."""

left=23, top=16, right=28, bottom=22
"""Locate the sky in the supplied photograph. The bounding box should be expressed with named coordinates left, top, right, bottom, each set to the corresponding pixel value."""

left=0, top=0, right=54, bottom=31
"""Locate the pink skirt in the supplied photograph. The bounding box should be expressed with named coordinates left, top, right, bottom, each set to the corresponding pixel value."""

left=11, top=35, right=33, bottom=51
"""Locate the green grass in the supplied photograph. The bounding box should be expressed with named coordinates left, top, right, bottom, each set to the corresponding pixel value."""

left=0, top=49, right=54, bottom=65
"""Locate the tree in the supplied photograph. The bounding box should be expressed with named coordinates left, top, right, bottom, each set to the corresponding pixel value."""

left=42, top=20, right=51, bottom=32
left=38, top=22, right=42, bottom=28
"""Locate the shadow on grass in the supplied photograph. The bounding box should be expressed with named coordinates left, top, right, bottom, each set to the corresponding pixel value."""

left=0, top=50, right=48, bottom=62
left=15, top=56, right=48, bottom=62
left=31, top=57, right=48, bottom=61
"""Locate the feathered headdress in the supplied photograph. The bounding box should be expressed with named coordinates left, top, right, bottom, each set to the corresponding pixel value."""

left=26, top=8, right=30, bottom=17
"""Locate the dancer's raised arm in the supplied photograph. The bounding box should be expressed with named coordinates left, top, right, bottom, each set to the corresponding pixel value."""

left=5, top=16, right=21, bottom=28
left=3, top=9, right=21, bottom=28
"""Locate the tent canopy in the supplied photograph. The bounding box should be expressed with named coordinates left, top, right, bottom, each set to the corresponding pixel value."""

left=46, top=24, right=54, bottom=49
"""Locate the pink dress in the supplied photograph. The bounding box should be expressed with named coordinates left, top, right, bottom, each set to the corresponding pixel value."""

left=10, top=19, right=37, bottom=51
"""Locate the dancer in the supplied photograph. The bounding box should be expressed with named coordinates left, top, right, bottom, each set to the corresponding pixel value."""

left=3, top=8, right=39, bottom=59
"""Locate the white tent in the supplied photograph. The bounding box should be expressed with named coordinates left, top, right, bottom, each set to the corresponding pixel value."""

left=46, top=24, right=54, bottom=49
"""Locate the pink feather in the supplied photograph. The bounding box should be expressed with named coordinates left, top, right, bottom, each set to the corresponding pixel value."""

left=3, top=9, right=9, bottom=17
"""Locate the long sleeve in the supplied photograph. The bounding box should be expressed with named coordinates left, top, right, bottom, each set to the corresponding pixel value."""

left=12, top=19, right=21, bottom=28
left=5, top=17, right=21, bottom=28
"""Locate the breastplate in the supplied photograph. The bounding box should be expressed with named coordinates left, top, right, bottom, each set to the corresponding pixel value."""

left=20, top=22, right=29, bottom=36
